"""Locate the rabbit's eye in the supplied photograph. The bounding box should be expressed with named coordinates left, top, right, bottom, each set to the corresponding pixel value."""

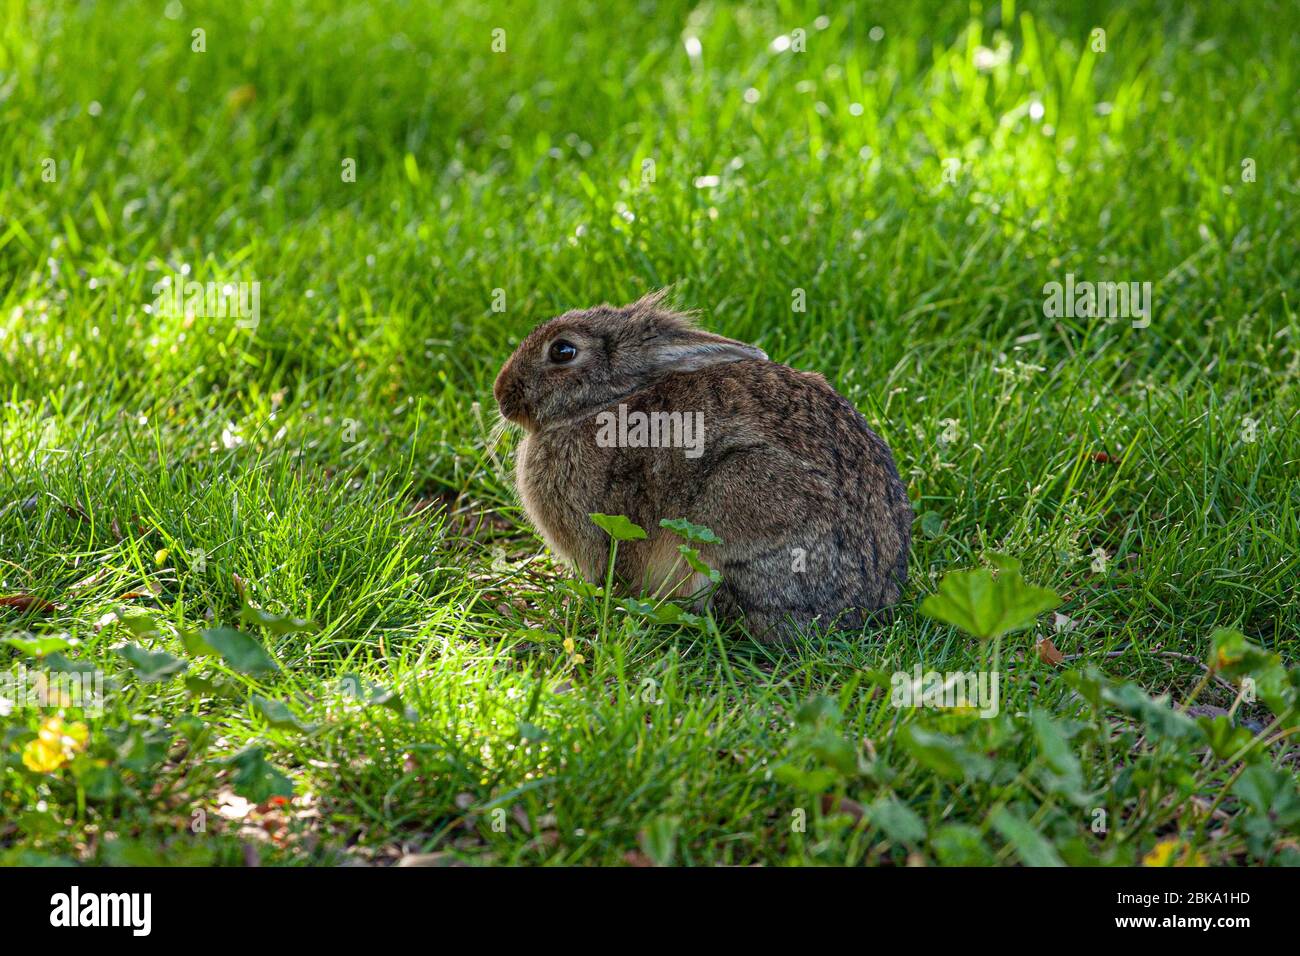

left=548, top=340, right=578, bottom=363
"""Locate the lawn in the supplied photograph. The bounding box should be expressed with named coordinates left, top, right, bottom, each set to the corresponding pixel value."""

left=1, top=0, right=1297, bottom=866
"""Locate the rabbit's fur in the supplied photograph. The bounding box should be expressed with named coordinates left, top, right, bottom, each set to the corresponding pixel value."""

left=494, top=291, right=912, bottom=641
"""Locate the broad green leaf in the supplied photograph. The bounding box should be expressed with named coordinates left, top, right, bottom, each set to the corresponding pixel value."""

left=659, top=517, right=722, bottom=544
left=990, top=807, right=1064, bottom=867
left=113, top=614, right=162, bottom=639
left=179, top=627, right=217, bottom=656
left=897, top=724, right=993, bottom=781
left=1197, top=716, right=1257, bottom=762
left=200, top=626, right=280, bottom=675
left=868, top=797, right=926, bottom=843
left=184, top=674, right=242, bottom=699
left=619, top=597, right=701, bottom=626
left=771, top=763, right=840, bottom=793
left=337, top=673, right=411, bottom=718
left=807, top=728, right=860, bottom=776
left=116, top=644, right=188, bottom=682
left=1031, top=708, right=1083, bottom=783
left=516, top=721, right=547, bottom=742
left=174, top=714, right=208, bottom=744
left=919, top=511, right=945, bottom=539
left=653, top=602, right=702, bottom=626
left=920, top=554, right=1060, bottom=640
left=1101, top=682, right=1202, bottom=741
left=1062, top=666, right=1109, bottom=709
left=795, top=695, right=841, bottom=728
left=223, top=746, right=293, bottom=803
left=1209, top=627, right=1256, bottom=671
left=41, top=652, right=99, bottom=675
left=562, top=580, right=605, bottom=600
left=1208, top=628, right=1294, bottom=716
left=588, top=513, right=647, bottom=541
left=240, top=603, right=313, bottom=635
left=931, top=824, right=996, bottom=866
left=252, top=695, right=316, bottom=732
left=3, top=634, right=73, bottom=657
left=1233, top=765, right=1300, bottom=829
left=116, top=727, right=171, bottom=774
left=678, top=545, right=721, bottom=584
left=78, top=764, right=123, bottom=801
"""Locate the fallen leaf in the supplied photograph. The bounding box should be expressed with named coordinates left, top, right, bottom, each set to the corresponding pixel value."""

left=1052, top=612, right=1076, bottom=633
left=1036, top=636, right=1065, bottom=666
left=0, top=594, right=59, bottom=614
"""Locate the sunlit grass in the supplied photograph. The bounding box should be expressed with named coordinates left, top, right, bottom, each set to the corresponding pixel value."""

left=0, top=0, right=1297, bottom=864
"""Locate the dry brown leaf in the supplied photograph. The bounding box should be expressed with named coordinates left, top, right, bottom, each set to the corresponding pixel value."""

left=1036, top=636, right=1065, bottom=666
left=0, top=594, right=59, bottom=614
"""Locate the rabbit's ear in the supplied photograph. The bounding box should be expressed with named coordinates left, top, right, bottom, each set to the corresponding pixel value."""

left=648, top=329, right=768, bottom=373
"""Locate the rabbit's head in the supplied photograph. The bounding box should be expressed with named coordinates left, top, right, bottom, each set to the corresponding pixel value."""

left=493, top=290, right=767, bottom=431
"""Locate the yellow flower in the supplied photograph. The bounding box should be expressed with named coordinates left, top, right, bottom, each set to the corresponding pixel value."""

left=21, top=716, right=89, bottom=773
left=1143, top=838, right=1207, bottom=867
left=562, top=638, right=575, bottom=655
left=22, top=738, right=65, bottom=772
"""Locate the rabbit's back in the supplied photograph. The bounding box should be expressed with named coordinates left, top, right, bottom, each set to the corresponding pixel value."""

left=642, top=360, right=911, bottom=633
left=517, top=358, right=912, bottom=639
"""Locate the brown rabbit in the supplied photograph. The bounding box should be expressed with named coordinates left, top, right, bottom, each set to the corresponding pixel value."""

left=493, top=291, right=912, bottom=641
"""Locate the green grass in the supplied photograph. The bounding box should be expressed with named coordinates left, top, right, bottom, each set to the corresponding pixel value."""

left=1, top=0, right=1297, bottom=866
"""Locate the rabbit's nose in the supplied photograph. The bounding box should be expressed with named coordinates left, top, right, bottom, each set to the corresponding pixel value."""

left=493, top=372, right=522, bottom=420
left=492, top=365, right=512, bottom=405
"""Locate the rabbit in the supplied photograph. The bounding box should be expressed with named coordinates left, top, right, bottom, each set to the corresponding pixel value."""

left=493, top=290, right=912, bottom=642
